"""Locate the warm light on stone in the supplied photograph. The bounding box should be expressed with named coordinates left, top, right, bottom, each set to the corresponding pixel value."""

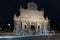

left=13, top=2, right=50, bottom=36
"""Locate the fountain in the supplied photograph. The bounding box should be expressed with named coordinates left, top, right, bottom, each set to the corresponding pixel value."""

left=14, top=2, right=50, bottom=36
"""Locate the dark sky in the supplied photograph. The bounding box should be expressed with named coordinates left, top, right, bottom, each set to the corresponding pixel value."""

left=0, top=0, right=60, bottom=31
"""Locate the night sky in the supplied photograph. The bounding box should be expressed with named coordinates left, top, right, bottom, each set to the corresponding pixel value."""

left=0, top=0, right=60, bottom=31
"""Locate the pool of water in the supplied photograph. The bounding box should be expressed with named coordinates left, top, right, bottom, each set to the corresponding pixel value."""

left=0, top=33, right=59, bottom=40
left=0, top=33, right=54, bottom=38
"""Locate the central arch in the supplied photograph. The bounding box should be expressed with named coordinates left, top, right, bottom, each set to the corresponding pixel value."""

left=30, top=25, right=35, bottom=30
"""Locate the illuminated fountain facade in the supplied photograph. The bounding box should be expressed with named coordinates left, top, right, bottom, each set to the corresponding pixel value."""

left=13, top=2, right=50, bottom=36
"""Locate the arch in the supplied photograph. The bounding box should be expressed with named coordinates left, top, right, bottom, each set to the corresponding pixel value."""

left=22, top=21, right=28, bottom=30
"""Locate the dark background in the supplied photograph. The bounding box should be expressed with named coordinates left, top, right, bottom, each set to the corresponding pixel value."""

left=0, top=0, right=60, bottom=32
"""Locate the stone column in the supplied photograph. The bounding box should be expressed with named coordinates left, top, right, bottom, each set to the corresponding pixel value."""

left=40, top=22, right=44, bottom=34
left=43, top=22, right=48, bottom=34
left=15, top=21, right=20, bottom=35
left=39, top=22, right=42, bottom=34
left=13, top=21, right=16, bottom=35
left=36, top=22, right=38, bottom=33
left=27, top=21, right=30, bottom=34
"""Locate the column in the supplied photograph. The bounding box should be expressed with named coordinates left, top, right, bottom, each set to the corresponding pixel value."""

left=43, top=22, right=48, bottom=34
left=40, top=22, right=44, bottom=34
left=15, top=21, right=20, bottom=35
left=13, top=21, right=16, bottom=35
left=27, top=21, right=30, bottom=34
left=39, top=22, right=42, bottom=34
left=36, top=22, right=38, bottom=33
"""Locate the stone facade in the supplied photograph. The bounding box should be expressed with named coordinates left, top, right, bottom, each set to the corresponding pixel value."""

left=13, top=2, right=50, bottom=36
